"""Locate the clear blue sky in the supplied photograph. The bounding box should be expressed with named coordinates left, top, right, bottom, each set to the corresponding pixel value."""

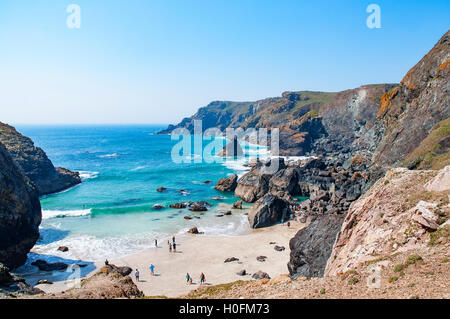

left=0, top=0, right=448, bottom=124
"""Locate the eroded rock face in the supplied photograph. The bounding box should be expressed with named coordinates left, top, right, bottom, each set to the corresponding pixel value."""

left=214, top=174, right=238, bottom=192
left=325, top=167, right=450, bottom=276
left=288, top=214, right=345, bottom=278
left=0, top=122, right=81, bottom=195
left=247, top=195, right=292, bottom=228
left=0, top=143, right=42, bottom=269
left=372, top=31, right=450, bottom=173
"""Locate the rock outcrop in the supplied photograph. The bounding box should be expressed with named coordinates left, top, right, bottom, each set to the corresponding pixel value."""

left=288, top=214, right=345, bottom=278
left=247, top=194, right=292, bottom=228
left=325, top=166, right=449, bottom=276
left=0, top=143, right=42, bottom=269
left=0, top=122, right=81, bottom=195
left=214, top=174, right=238, bottom=192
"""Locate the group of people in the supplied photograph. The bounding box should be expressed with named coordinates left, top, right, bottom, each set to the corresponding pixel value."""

left=133, top=236, right=207, bottom=286
left=185, top=272, right=206, bottom=285
left=134, top=263, right=155, bottom=282
left=168, top=235, right=177, bottom=252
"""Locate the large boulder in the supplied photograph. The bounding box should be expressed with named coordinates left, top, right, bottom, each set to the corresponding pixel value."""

left=214, top=174, right=238, bottom=192
left=0, top=143, right=41, bottom=269
left=234, top=170, right=270, bottom=203
left=288, top=214, right=345, bottom=278
left=0, top=122, right=81, bottom=195
left=247, top=195, right=292, bottom=228
left=268, top=167, right=299, bottom=194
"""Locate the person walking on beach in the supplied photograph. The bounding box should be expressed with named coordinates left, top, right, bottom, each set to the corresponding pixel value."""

left=150, top=264, right=155, bottom=276
left=172, top=236, right=176, bottom=245
left=200, top=273, right=205, bottom=285
left=155, top=239, right=158, bottom=247
left=186, top=273, right=192, bottom=285
left=135, top=269, right=140, bottom=282
left=173, top=242, right=177, bottom=252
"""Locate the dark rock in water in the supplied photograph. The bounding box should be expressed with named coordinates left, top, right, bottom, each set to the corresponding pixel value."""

left=189, top=205, right=208, bottom=212
left=247, top=195, right=292, bottom=228
left=0, top=122, right=81, bottom=196
left=193, top=216, right=201, bottom=219
left=57, top=246, right=69, bottom=252
left=274, top=245, right=285, bottom=252
left=31, top=260, right=68, bottom=271
left=184, top=216, right=193, bottom=220
left=215, top=174, right=238, bottom=192
left=224, top=211, right=232, bottom=216
left=224, top=257, right=239, bottom=263
left=232, top=200, right=243, bottom=209
left=256, top=256, right=267, bottom=262
left=37, top=279, right=53, bottom=285
left=187, top=227, right=200, bottom=234
left=0, top=143, right=41, bottom=269
left=169, top=203, right=187, bottom=209
left=269, top=242, right=276, bottom=245
left=153, top=204, right=164, bottom=210
left=288, top=214, right=345, bottom=278
left=236, top=269, right=247, bottom=276
left=77, top=264, right=88, bottom=268
left=216, top=214, right=224, bottom=217
left=156, top=187, right=167, bottom=192
left=218, top=136, right=244, bottom=157
left=203, top=180, right=212, bottom=184
left=252, top=271, right=270, bottom=280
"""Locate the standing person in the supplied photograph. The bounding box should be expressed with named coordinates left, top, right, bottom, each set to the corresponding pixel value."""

left=169, top=243, right=172, bottom=252
left=173, top=242, right=176, bottom=252
left=172, top=236, right=176, bottom=245
left=135, top=269, right=140, bottom=282
left=287, top=221, right=291, bottom=228
left=200, top=273, right=205, bottom=285
left=186, top=273, right=191, bottom=285
left=155, top=239, right=158, bottom=247
left=150, top=264, right=155, bottom=276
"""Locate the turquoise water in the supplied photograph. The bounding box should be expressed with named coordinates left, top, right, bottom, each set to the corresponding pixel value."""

left=16, top=125, right=267, bottom=262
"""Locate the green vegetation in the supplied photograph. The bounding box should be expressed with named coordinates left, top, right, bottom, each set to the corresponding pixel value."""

left=403, top=117, right=450, bottom=170
left=405, top=254, right=422, bottom=265
left=429, top=225, right=449, bottom=246
left=320, top=288, right=326, bottom=294
left=393, top=264, right=405, bottom=273
left=348, top=277, right=359, bottom=285
left=388, top=276, right=399, bottom=283
left=184, top=281, right=247, bottom=299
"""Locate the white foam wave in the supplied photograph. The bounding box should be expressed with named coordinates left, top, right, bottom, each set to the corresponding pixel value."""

left=98, top=153, right=118, bottom=158
left=42, top=209, right=92, bottom=220
left=78, top=171, right=99, bottom=180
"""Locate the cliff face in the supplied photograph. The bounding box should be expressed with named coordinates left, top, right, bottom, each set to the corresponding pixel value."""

left=372, top=31, right=450, bottom=173
left=159, top=85, right=396, bottom=156
left=0, top=143, right=42, bottom=269
left=325, top=166, right=449, bottom=276
left=0, top=123, right=81, bottom=196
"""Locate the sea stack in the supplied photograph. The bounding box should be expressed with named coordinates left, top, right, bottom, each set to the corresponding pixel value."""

left=218, top=136, right=243, bottom=158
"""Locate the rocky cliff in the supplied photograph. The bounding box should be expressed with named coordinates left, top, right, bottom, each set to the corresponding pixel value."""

left=159, top=85, right=396, bottom=156
left=372, top=31, right=449, bottom=174
left=0, top=143, right=41, bottom=269
left=0, top=122, right=81, bottom=196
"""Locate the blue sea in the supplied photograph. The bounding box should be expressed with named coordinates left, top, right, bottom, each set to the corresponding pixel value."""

left=15, top=125, right=270, bottom=263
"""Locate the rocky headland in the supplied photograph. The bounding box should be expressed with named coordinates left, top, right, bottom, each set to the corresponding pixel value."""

left=0, top=122, right=81, bottom=196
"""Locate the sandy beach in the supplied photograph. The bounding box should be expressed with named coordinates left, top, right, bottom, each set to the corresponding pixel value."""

left=31, top=219, right=304, bottom=298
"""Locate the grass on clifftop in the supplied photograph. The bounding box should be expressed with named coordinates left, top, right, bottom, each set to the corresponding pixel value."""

left=403, top=117, right=450, bottom=170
